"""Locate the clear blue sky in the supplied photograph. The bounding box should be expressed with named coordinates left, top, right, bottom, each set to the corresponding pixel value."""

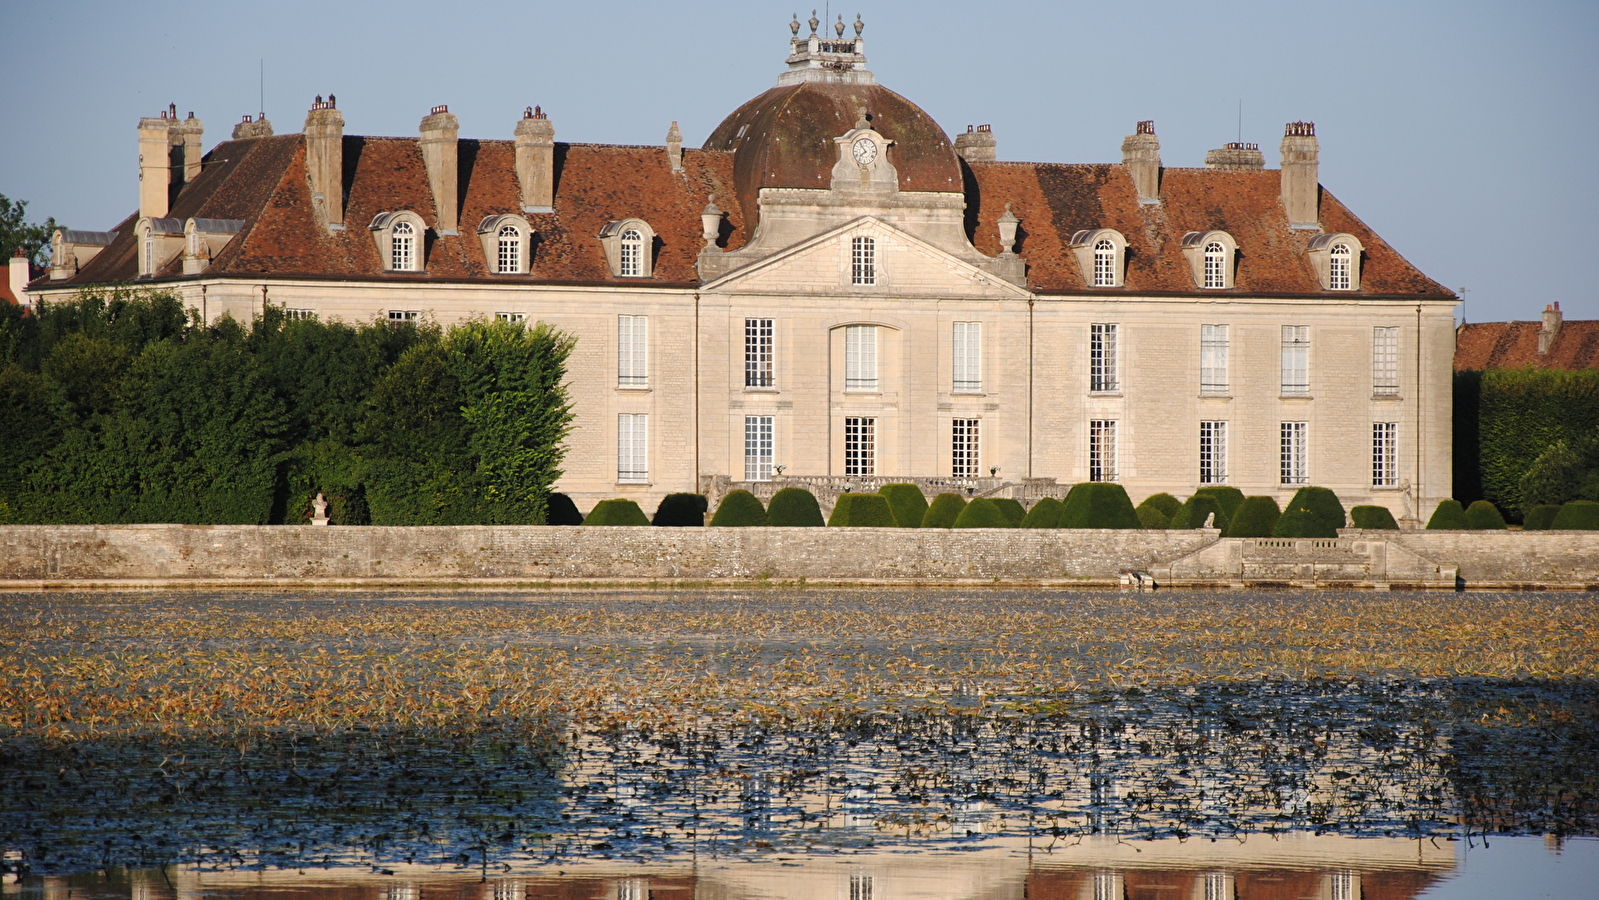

left=3, top=0, right=1594, bottom=322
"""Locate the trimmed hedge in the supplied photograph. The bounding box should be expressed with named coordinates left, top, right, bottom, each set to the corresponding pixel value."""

left=952, top=497, right=1012, bottom=528
left=1135, top=504, right=1170, bottom=530
left=1284, top=486, right=1345, bottom=532
left=1020, top=496, right=1063, bottom=528
left=1465, top=499, right=1507, bottom=530
left=1224, top=496, right=1281, bottom=537
left=991, top=498, right=1027, bottom=526
left=1551, top=500, right=1599, bottom=530
left=828, top=492, right=896, bottom=527
left=1522, top=504, right=1562, bottom=531
left=1194, top=486, right=1245, bottom=520
left=1169, top=495, right=1227, bottom=532
left=547, top=492, right=584, bottom=525
left=1059, top=483, right=1141, bottom=529
left=1474, top=368, right=1599, bottom=516
left=1273, top=506, right=1331, bottom=538
left=709, top=489, right=768, bottom=526
left=1427, top=499, right=1471, bottom=530
left=653, top=492, right=707, bottom=526
left=1349, top=504, right=1399, bottom=530
left=921, top=493, right=967, bottom=528
left=1138, top=492, right=1182, bottom=519
left=767, top=487, right=824, bottom=527
left=878, top=483, right=928, bottom=528
left=583, top=498, right=649, bottom=526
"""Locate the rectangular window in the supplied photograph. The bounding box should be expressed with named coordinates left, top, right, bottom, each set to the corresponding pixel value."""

left=745, top=317, right=774, bottom=388
left=744, top=416, right=774, bottom=481
left=495, top=312, right=526, bottom=323
left=1373, top=422, right=1398, bottom=487
left=618, top=315, right=648, bottom=387
left=1281, top=325, right=1309, bottom=395
left=1200, top=324, right=1229, bottom=394
left=952, top=418, right=980, bottom=477
left=1203, top=874, right=1230, bottom=900
left=845, top=325, right=878, bottom=391
left=1281, top=421, right=1308, bottom=486
left=1090, top=323, right=1118, bottom=392
left=849, top=875, right=873, bottom=900
left=952, top=322, right=982, bottom=392
left=387, top=310, right=419, bottom=325
left=1373, top=326, right=1399, bottom=396
left=851, top=236, right=876, bottom=285
left=1090, top=419, right=1118, bottom=482
left=1329, top=873, right=1355, bottom=900
left=284, top=308, right=316, bottom=321
left=845, top=417, right=876, bottom=475
left=1200, top=421, right=1228, bottom=484
left=617, top=414, right=648, bottom=483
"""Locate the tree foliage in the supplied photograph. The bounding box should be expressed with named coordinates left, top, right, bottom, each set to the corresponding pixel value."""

left=1059, top=483, right=1141, bottom=529
left=0, top=193, right=56, bottom=267
left=827, top=492, right=896, bottom=527
left=1473, top=368, right=1599, bottom=516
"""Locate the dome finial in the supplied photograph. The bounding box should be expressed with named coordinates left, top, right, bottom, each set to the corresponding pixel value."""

left=808, top=9, right=819, bottom=34
left=790, top=13, right=800, bottom=36
left=854, top=14, right=864, bottom=37
left=835, top=14, right=845, bottom=38
left=854, top=107, right=870, bottom=130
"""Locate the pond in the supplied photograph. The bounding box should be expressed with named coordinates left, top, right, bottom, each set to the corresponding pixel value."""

left=1, top=588, right=1596, bottom=898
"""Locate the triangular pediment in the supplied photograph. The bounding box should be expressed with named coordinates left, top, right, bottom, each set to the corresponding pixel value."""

left=701, top=217, right=1030, bottom=299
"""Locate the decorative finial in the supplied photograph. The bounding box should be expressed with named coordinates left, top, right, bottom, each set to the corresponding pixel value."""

left=854, top=14, right=864, bottom=37
left=790, top=13, right=801, bottom=36
left=835, top=14, right=845, bottom=37
left=854, top=107, right=870, bottom=130
left=315, top=95, right=323, bottom=105
left=808, top=9, right=819, bottom=34
left=999, top=202, right=1018, bottom=224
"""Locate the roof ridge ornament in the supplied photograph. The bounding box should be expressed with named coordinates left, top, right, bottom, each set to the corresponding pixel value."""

left=781, top=13, right=874, bottom=85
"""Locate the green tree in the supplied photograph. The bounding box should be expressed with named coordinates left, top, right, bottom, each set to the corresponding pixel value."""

left=0, top=194, right=56, bottom=266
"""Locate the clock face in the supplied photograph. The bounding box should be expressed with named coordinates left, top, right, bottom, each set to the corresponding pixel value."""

left=851, top=137, right=878, bottom=166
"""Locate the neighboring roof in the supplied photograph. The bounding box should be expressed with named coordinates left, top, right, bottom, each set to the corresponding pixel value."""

left=1455, top=319, right=1599, bottom=370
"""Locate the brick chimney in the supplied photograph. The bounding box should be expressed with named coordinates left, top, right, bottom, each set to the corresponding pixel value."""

left=232, top=113, right=274, bottom=140
left=954, top=125, right=996, bottom=162
left=137, top=107, right=177, bottom=219
left=304, top=95, right=345, bottom=230
left=1121, top=121, right=1160, bottom=204
left=1280, top=121, right=1320, bottom=229
left=1539, top=302, right=1563, bottom=355
left=419, top=105, right=460, bottom=235
left=515, top=106, right=555, bottom=213
left=1205, top=142, right=1263, bottom=170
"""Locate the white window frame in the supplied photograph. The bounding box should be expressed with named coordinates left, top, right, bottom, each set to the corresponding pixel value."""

left=1203, top=241, right=1227, bottom=289
left=284, top=308, right=316, bottom=321
left=477, top=214, right=532, bottom=275
left=1281, top=325, right=1310, bottom=396
left=599, top=218, right=655, bottom=278
left=952, top=322, right=982, bottom=392
left=1281, top=422, right=1308, bottom=486
left=1090, top=420, right=1118, bottom=482
left=1201, top=324, right=1229, bottom=395
left=140, top=224, right=155, bottom=277
left=851, top=235, right=876, bottom=286
left=1182, top=230, right=1238, bottom=289
left=1373, top=422, right=1398, bottom=488
left=1308, top=233, right=1363, bottom=290
left=1093, top=239, right=1116, bottom=287
left=1373, top=326, right=1399, bottom=396
left=845, top=325, right=878, bottom=392
left=495, top=312, right=526, bottom=324
left=618, top=315, right=648, bottom=388
left=620, top=229, right=643, bottom=277
left=617, top=414, right=649, bottom=484
left=1090, top=323, right=1119, bottom=393
left=745, top=415, right=774, bottom=481
left=391, top=220, right=416, bottom=271
left=387, top=310, right=420, bottom=325
left=1200, top=421, right=1227, bottom=485
left=845, top=417, right=876, bottom=476
left=849, top=874, right=873, bottom=900
left=745, top=317, right=774, bottom=388
left=496, top=225, right=521, bottom=274
left=1071, top=229, right=1127, bottom=288
left=1329, top=243, right=1352, bottom=290
left=952, top=418, right=980, bottom=478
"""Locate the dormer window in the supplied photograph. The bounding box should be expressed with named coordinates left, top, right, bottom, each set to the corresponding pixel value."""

left=477, top=214, right=533, bottom=275
left=369, top=211, right=428, bottom=273
left=1307, top=233, right=1365, bottom=291
left=1181, top=230, right=1239, bottom=289
left=1093, top=240, right=1116, bottom=287
left=140, top=222, right=154, bottom=277
left=1204, top=243, right=1226, bottom=287
left=599, top=218, right=656, bottom=278
left=498, top=226, right=520, bottom=272
left=392, top=222, right=415, bottom=270
left=852, top=235, right=876, bottom=285
left=1069, top=229, right=1127, bottom=288
left=1329, top=243, right=1352, bottom=290
left=620, top=229, right=643, bottom=276
left=135, top=216, right=183, bottom=278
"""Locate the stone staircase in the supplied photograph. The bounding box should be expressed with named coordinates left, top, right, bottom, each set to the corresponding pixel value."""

left=1150, top=536, right=1458, bottom=589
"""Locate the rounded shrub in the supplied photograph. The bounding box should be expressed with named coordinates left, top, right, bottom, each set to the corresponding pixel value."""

left=921, top=492, right=967, bottom=528
left=547, top=492, right=584, bottom=525
left=828, top=492, right=896, bottom=527
left=1284, top=486, right=1345, bottom=532
left=1224, top=496, right=1281, bottom=537
left=1060, top=483, right=1141, bottom=529
left=1168, top=494, right=1228, bottom=532
left=878, top=483, right=928, bottom=528
left=1272, top=506, right=1332, bottom=538
left=1135, top=504, right=1170, bottom=530
left=1522, top=504, right=1562, bottom=531
left=952, top=497, right=1012, bottom=528
left=1139, top=492, right=1183, bottom=519
left=767, top=487, right=824, bottom=527
left=1193, top=486, right=1245, bottom=521
left=709, top=489, right=768, bottom=526
left=583, top=498, right=650, bottom=526
left=652, top=492, right=708, bottom=526
left=1551, top=500, right=1599, bottom=530
left=1021, top=496, right=1064, bottom=528
left=1349, top=504, right=1399, bottom=530
left=1427, top=499, right=1470, bottom=529
left=1465, top=500, right=1507, bottom=530
left=991, top=498, right=1027, bottom=526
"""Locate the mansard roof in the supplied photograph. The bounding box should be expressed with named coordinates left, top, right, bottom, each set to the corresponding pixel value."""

left=1455, top=319, right=1599, bottom=370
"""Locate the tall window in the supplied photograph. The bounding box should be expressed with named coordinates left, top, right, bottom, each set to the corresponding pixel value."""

left=1200, top=325, right=1229, bottom=394
left=617, top=414, right=648, bottom=483
left=952, top=418, right=980, bottom=477
left=1328, top=243, right=1352, bottom=290
left=1281, top=422, right=1308, bottom=486
left=1373, top=326, right=1399, bottom=396
left=1373, top=422, right=1398, bottom=487
left=1281, top=325, right=1309, bottom=395
left=1090, top=324, right=1118, bottom=392
left=1203, top=241, right=1226, bottom=289
left=851, top=236, right=876, bottom=285
left=845, top=417, right=875, bottom=475
left=1200, top=421, right=1227, bottom=485
left=845, top=325, right=878, bottom=391
left=745, top=416, right=774, bottom=481
left=618, top=315, right=648, bottom=387
left=1090, top=420, right=1118, bottom=482
left=1092, top=239, right=1116, bottom=287
left=391, top=221, right=415, bottom=271
left=849, top=874, right=873, bottom=900
left=745, top=318, right=774, bottom=388
left=619, top=229, right=643, bottom=277
left=1202, top=873, right=1230, bottom=900
left=952, top=322, right=982, bottom=392
left=140, top=231, right=154, bottom=276
left=496, top=224, right=520, bottom=274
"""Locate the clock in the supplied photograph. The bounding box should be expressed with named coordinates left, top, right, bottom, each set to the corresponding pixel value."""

left=851, top=137, right=878, bottom=166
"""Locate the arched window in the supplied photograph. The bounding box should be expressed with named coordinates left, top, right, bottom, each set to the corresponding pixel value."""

left=391, top=221, right=415, bottom=271
left=619, top=229, right=643, bottom=277
left=497, top=224, right=520, bottom=274
left=1093, top=239, right=1116, bottom=287
left=1203, top=241, right=1226, bottom=289
left=141, top=229, right=154, bottom=277
left=852, top=235, right=876, bottom=285
left=1329, top=243, right=1352, bottom=290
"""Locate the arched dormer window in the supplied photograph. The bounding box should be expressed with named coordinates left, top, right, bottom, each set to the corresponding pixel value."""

left=477, top=214, right=533, bottom=275
left=135, top=216, right=183, bottom=278
left=1181, top=230, right=1239, bottom=289
left=369, top=211, right=428, bottom=273
left=1307, top=233, right=1365, bottom=291
left=598, top=218, right=656, bottom=278
left=140, top=221, right=155, bottom=277
left=1070, top=229, right=1128, bottom=288
left=498, top=226, right=520, bottom=273
left=391, top=222, right=415, bottom=271
left=620, top=229, right=643, bottom=276
left=1329, top=243, right=1352, bottom=290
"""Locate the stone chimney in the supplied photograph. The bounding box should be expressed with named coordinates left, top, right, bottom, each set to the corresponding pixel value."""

left=1280, top=121, right=1320, bottom=229
left=1205, top=142, right=1264, bottom=170
left=304, top=95, right=345, bottom=230
left=419, top=105, right=460, bottom=235
left=137, top=107, right=177, bottom=219
left=1539, top=302, right=1563, bottom=355
left=175, top=112, right=204, bottom=183
left=514, top=106, right=555, bottom=213
left=1121, top=120, right=1161, bottom=204
left=9, top=249, right=30, bottom=306
left=232, top=113, right=274, bottom=140
left=666, top=121, right=683, bottom=172
left=954, top=125, right=996, bottom=162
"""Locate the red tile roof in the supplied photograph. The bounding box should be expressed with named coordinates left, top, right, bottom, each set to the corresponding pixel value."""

left=1455, top=318, right=1599, bottom=370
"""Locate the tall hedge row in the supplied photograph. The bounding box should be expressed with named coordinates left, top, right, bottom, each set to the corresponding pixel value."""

left=1462, top=368, right=1599, bottom=517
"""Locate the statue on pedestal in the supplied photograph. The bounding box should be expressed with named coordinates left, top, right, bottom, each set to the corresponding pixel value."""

left=311, top=493, right=330, bottom=526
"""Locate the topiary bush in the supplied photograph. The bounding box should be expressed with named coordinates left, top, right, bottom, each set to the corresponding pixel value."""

left=1059, top=483, right=1142, bottom=529
left=921, top=493, right=967, bottom=528
left=652, top=492, right=708, bottom=526
left=1021, top=496, right=1064, bottom=528
left=952, top=497, right=1012, bottom=528
left=828, top=492, right=896, bottom=527
left=583, top=498, right=649, bottom=526
left=1522, top=504, right=1561, bottom=530
left=767, top=487, right=824, bottom=527
left=1224, top=496, right=1281, bottom=537
left=547, top=492, right=583, bottom=525
left=991, top=498, right=1026, bottom=526
left=1168, top=494, right=1228, bottom=532
left=1272, top=506, right=1331, bottom=538
left=1465, top=499, right=1507, bottom=530
left=1284, top=486, right=1345, bottom=532
left=1349, top=504, right=1399, bottom=530
left=1194, top=486, right=1245, bottom=520
left=1135, top=504, right=1170, bottom=529
left=1551, top=500, right=1599, bottom=530
left=1427, top=499, right=1470, bottom=530
left=709, top=489, right=768, bottom=526
left=1138, top=492, right=1182, bottom=519
left=878, top=483, right=928, bottom=528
